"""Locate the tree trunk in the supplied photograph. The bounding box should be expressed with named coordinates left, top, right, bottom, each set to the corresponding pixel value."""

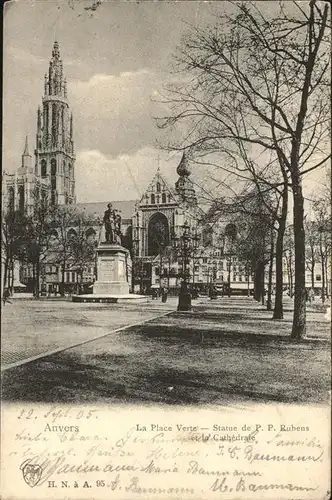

left=291, top=174, right=306, bottom=339
left=267, top=230, right=274, bottom=311
left=254, top=263, right=264, bottom=302
left=261, top=264, right=265, bottom=306
left=273, top=181, right=288, bottom=319
left=35, top=258, right=40, bottom=298
left=325, top=250, right=329, bottom=298
left=60, top=264, right=66, bottom=296
left=10, top=260, right=14, bottom=292
left=320, top=240, right=325, bottom=303
left=273, top=225, right=284, bottom=319
left=311, top=256, right=315, bottom=290
left=3, top=257, right=9, bottom=292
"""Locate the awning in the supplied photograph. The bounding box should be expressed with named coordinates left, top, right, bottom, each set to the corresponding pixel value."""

left=13, top=282, right=27, bottom=288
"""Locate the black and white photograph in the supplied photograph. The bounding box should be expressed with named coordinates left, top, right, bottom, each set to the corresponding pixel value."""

left=1, top=1, right=331, bottom=499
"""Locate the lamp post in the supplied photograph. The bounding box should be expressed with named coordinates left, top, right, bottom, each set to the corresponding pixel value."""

left=173, top=221, right=199, bottom=311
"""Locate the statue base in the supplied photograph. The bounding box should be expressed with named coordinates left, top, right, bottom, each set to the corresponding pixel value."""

left=72, top=243, right=148, bottom=303
left=93, top=243, right=129, bottom=295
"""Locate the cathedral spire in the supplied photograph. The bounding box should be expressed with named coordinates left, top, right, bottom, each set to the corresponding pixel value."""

left=45, top=41, right=65, bottom=97
left=23, top=136, right=30, bottom=156
left=36, top=42, right=75, bottom=205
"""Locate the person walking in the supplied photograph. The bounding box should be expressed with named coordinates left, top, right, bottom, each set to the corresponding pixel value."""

left=161, top=286, right=168, bottom=303
left=2, top=288, right=12, bottom=305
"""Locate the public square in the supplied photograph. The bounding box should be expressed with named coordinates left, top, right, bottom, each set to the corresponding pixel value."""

left=2, top=296, right=330, bottom=405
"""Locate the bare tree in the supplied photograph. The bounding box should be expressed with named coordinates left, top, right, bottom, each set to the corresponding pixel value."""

left=1, top=209, right=30, bottom=293
left=159, top=1, right=330, bottom=338
left=51, top=204, right=82, bottom=296
left=69, top=213, right=96, bottom=293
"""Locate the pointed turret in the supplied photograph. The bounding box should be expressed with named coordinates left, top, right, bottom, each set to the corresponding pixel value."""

left=175, top=152, right=197, bottom=205
left=22, top=136, right=32, bottom=171
left=23, top=136, right=30, bottom=156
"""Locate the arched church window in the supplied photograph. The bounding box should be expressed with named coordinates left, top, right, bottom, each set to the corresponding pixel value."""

left=225, top=223, right=237, bottom=240
left=151, top=194, right=155, bottom=204
left=168, top=193, right=171, bottom=203
left=86, top=228, right=96, bottom=241
left=156, top=182, right=161, bottom=193
left=41, top=160, right=47, bottom=178
left=67, top=228, right=77, bottom=239
left=18, top=185, right=25, bottom=213
left=8, top=187, right=14, bottom=211
left=156, top=195, right=160, bottom=204
left=162, top=192, right=166, bottom=204
left=148, top=213, right=170, bottom=256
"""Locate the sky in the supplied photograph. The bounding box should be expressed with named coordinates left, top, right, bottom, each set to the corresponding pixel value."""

left=3, top=0, right=224, bottom=203
left=3, top=0, right=328, bottom=208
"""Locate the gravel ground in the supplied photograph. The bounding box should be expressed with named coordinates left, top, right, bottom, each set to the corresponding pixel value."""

left=2, top=296, right=330, bottom=405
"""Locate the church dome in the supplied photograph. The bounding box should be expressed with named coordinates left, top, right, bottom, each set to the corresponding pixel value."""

left=176, top=152, right=191, bottom=177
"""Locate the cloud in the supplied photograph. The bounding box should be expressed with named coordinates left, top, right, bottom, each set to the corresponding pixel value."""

left=6, top=46, right=47, bottom=66
left=69, top=69, right=164, bottom=156
left=76, top=146, right=179, bottom=203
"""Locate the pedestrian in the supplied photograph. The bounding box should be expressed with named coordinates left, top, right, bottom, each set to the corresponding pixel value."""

left=161, top=286, right=168, bottom=303
left=308, top=288, right=315, bottom=303
left=305, top=288, right=309, bottom=302
left=2, top=288, right=12, bottom=305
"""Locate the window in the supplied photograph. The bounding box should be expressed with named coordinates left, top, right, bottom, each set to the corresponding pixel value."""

left=7, top=187, right=14, bottom=211
left=66, top=272, right=70, bottom=282
left=18, top=185, right=25, bottom=213
left=51, top=159, right=57, bottom=176
left=162, top=192, right=166, bottom=203
left=316, top=274, right=322, bottom=281
left=41, top=160, right=47, bottom=177
left=151, top=194, right=155, bottom=204
left=203, top=258, right=208, bottom=264
left=86, top=228, right=96, bottom=241
left=72, top=272, right=76, bottom=282
left=156, top=182, right=161, bottom=193
left=67, top=228, right=77, bottom=240
left=156, top=195, right=160, bottom=204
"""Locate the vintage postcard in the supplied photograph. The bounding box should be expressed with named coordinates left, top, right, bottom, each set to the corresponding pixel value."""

left=1, top=1, right=331, bottom=499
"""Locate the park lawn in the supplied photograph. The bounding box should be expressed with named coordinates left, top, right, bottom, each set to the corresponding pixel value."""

left=2, top=299, right=330, bottom=406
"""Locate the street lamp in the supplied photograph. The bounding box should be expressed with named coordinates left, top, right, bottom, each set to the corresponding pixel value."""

left=173, top=221, right=199, bottom=311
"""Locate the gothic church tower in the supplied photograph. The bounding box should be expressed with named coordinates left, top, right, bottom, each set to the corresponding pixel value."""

left=35, top=41, right=75, bottom=205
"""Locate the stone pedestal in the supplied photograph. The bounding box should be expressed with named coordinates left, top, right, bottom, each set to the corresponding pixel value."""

left=93, top=244, right=129, bottom=295
left=72, top=243, right=148, bottom=303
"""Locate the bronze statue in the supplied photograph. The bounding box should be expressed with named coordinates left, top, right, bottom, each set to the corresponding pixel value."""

left=103, top=203, right=122, bottom=244
left=103, top=203, right=114, bottom=243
